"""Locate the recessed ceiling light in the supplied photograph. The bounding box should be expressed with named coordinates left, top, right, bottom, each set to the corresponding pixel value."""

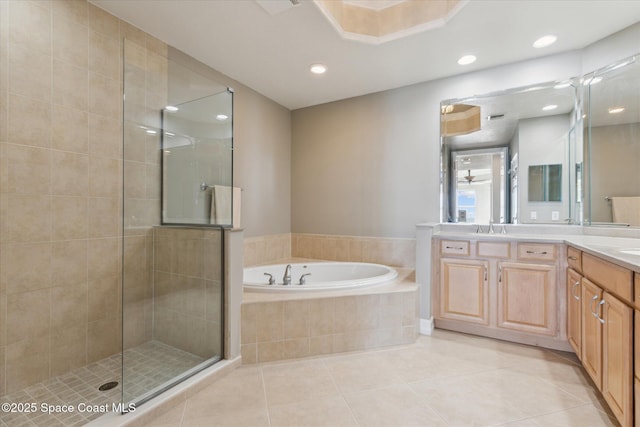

left=165, top=105, right=179, bottom=112
left=608, top=106, right=625, bottom=114
left=533, top=35, right=557, bottom=48
left=310, top=63, right=327, bottom=74
left=542, top=104, right=558, bottom=111
left=164, top=132, right=175, bottom=137
left=145, top=129, right=157, bottom=134
left=457, top=55, right=476, bottom=65
left=216, top=114, right=229, bottom=121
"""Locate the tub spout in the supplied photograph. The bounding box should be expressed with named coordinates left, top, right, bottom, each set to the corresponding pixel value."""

left=282, top=264, right=292, bottom=285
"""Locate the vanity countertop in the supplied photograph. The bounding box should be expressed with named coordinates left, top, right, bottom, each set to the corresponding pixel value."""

left=425, top=224, right=640, bottom=272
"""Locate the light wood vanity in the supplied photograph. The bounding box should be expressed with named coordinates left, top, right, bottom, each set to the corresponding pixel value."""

left=567, top=247, right=634, bottom=427
left=432, top=234, right=640, bottom=426
left=433, top=237, right=567, bottom=350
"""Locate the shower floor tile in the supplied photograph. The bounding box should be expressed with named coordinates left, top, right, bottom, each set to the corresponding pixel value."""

left=0, top=341, right=205, bottom=427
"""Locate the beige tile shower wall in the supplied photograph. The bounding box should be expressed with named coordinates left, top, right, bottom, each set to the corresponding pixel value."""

left=240, top=290, right=419, bottom=364
left=243, top=233, right=292, bottom=267
left=292, top=233, right=416, bottom=268
left=153, top=228, right=224, bottom=358
left=0, top=0, right=164, bottom=396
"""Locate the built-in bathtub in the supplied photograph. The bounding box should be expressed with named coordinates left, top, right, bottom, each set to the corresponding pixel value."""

left=244, top=261, right=398, bottom=292
left=241, top=260, right=419, bottom=364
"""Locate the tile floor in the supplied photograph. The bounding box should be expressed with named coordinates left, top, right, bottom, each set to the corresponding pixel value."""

left=143, top=330, right=618, bottom=427
left=0, top=341, right=205, bottom=427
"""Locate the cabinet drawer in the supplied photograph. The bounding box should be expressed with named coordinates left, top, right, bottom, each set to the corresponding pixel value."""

left=440, top=240, right=470, bottom=256
left=477, top=241, right=510, bottom=258
left=567, top=246, right=582, bottom=272
left=583, top=252, right=633, bottom=304
left=517, top=243, right=556, bottom=261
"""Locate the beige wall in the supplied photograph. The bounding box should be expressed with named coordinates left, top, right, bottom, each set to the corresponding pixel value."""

left=0, top=0, right=292, bottom=397
left=291, top=52, right=583, bottom=238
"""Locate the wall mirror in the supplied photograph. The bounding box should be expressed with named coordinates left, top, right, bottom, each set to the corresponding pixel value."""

left=584, top=54, right=640, bottom=227
left=440, top=79, right=580, bottom=225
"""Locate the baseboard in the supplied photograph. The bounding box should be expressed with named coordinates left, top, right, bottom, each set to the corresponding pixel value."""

left=419, top=317, right=434, bottom=335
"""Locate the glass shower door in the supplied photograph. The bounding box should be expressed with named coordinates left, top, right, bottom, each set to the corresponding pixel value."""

left=122, top=39, right=229, bottom=409
left=162, top=90, right=234, bottom=226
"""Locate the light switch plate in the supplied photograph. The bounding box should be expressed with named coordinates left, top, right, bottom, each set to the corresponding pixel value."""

left=530, top=211, right=537, bottom=220
left=552, top=211, right=559, bottom=220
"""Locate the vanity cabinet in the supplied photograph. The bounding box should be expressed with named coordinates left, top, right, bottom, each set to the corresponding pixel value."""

left=433, top=238, right=566, bottom=350
left=566, top=267, right=582, bottom=356
left=569, top=246, right=634, bottom=427
left=439, top=258, right=489, bottom=324
left=581, top=277, right=603, bottom=389
left=497, top=262, right=556, bottom=336
left=601, top=291, right=632, bottom=427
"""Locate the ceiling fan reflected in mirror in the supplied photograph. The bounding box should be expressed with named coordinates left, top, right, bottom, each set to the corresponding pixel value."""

left=464, top=169, right=475, bottom=184
left=458, top=168, right=491, bottom=184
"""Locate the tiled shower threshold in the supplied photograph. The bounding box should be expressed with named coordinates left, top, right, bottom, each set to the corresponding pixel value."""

left=0, top=341, right=206, bottom=427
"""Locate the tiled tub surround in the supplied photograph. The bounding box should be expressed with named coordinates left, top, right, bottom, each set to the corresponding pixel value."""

left=243, top=232, right=416, bottom=268
left=241, top=266, right=419, bottom=364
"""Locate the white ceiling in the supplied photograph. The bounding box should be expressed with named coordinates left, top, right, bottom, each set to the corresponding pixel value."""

left=92, top=0, right=640, bottom=110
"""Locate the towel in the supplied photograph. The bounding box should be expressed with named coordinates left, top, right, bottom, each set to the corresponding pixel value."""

left=611, top=196, right=640, bottom=226
left=210, top=185, right=241, bottom=227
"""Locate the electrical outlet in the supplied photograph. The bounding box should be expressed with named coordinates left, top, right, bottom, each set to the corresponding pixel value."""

left=530, top=211, right=537, bottom=220
left=552, top=211, right=559, bottom=221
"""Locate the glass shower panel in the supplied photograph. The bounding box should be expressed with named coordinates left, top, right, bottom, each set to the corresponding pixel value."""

left=162, top=90, right=234, bottom=225
left=122, top=39, right=227, bottom=409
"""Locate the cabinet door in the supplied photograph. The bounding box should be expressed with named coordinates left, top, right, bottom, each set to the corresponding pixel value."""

left=581, top=278, right=603, bottom=389
left=497, top=262, right=556, bottom=335
left=602, top=292, right=632, bottom=427
left=439, top=258, right=489, bottom=324
left=567, top=268, right=582, bottom=357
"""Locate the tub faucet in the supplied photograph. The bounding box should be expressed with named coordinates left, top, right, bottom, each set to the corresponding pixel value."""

left=282, top=264, right=292, bottom=285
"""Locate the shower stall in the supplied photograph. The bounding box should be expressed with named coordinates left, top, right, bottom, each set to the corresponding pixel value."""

left=0, top=32, right=232, bottom=425
left=121, top=40, right=233, bottom=407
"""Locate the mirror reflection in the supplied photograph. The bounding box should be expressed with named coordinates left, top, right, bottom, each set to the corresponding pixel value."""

left=528, top=164, right=562, bottom=202
left=441, top=80, right=579, bottom=225
left=451, top=148, right=507, bottom=224
left=584, top=54, right=640, bottom=226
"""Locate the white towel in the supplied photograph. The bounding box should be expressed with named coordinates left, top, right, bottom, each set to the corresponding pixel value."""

left=210, top=185, right=241, bottom=227
left=611, top=196, right=640, bottom=226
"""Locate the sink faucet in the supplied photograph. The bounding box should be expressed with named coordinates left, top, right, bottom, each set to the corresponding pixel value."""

left=282, top=264, right=292, bottom=285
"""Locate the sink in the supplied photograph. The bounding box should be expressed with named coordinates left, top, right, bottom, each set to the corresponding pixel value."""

left=618, top=249, right=640, bottom=256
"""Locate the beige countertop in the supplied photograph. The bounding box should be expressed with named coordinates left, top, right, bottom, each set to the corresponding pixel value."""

left=431, top=228, right=640, bottom=272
